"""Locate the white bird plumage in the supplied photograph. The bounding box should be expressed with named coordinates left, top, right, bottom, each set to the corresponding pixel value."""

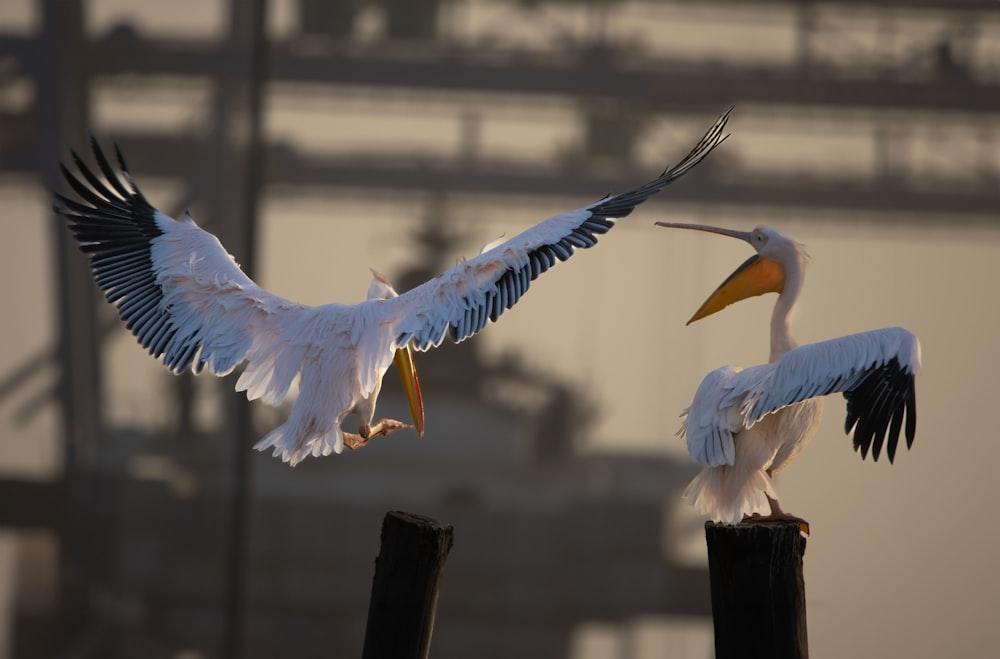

left=55, top=109, right=730, bottom=465
left=656, top=223, right=920, bottom=528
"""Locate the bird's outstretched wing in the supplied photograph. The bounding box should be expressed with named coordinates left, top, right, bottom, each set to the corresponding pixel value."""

left=734, top=327, right=921, bottom=462
left=387, top=108, right=731, bottom=351
left=54, top=138, right=310, bottom=405
left=683, top=327, right=920, bottom=468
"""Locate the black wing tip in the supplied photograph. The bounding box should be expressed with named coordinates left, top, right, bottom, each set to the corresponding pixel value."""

left=87, top=133, right=113, bottom=172
left=60, top=134, right=110, bottom=187
left=114, top=142, right=130, bottom=174
left=845, top=358, right=917, bottom=465
left=69, top=147, right=87, bottom=169
left=656, top=105, right=733, bottom=179
left=904, top=376, right=917, bottom=446
left=585, top=106, right=732, bottom=219
left=57, top=161, right=74, bottom=185
left=85, top=131, right=122, bottom=164
left=60, top=132, right=158, bottom=212
left=708, top=104, right=735, bottom=149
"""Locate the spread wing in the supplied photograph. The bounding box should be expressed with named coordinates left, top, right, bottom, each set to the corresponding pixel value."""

left=54, top=137, right=311, bottom=405
left=384, top=108, right=731, bottom=352
left=682, top=327, right=920, bottom=467
left=737, top=327, right=921, bottom=462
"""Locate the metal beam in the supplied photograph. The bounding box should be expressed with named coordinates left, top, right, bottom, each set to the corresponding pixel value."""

left=101, top=134, right=1000, bottom=220
left=0, top=479, right=64, bottom=529
left=23, top=36, right=991, bottom=114
left=689, top=0, right=1000, bottom=10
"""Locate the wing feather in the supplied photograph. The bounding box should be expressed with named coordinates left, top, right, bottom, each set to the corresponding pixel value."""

left=683, top=327, right=919, bottom=468
left=388, top=108, right=731, bottom=351
left=739, top=327, right=920, bottom=463
left=682, top=365, right=754, bottom=467
left=55, top=138, right=312, bottom=405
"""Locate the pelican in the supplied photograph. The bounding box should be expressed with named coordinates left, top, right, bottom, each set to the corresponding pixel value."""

left=54, top=110, right=729, bottom=465
left=656, top=222, right=920, bottom=529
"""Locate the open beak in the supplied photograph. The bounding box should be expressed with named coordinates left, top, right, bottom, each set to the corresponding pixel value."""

left=393, top=345, right=424, bottom=437
left=655, top=222, right=785, bottom=324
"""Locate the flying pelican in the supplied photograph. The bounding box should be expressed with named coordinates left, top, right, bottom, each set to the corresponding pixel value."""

left=655, top=222, right=920, bottom=529
left=54, top=110, right=729, bottom=465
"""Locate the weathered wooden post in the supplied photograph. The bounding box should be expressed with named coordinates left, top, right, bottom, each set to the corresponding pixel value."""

left=362, top=511, right=454, bottom=659
left=705, top=520, right=808, bottom=659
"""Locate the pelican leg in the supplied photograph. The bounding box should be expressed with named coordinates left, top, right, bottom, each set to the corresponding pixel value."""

left=343, top=419, right=413, bottom=451
left=737, top=471, right=811, bottom=534
left=361, top=418, right=412, bottom=439
left=344, top=419, right=413, bottom=451
left=752, top=494, right=810, bottom=536
left=343, top=433, right=368, bottom=451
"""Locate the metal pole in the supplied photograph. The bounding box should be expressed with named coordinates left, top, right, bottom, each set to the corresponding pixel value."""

left=220, top=1, right=268, bottom=657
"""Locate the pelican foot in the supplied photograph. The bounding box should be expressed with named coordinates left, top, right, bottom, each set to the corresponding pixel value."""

left=360, top=418, right=412, bottom=440
left=343, top=433, right=369, bottom=451
left=343, top=419, right=413, bottom=451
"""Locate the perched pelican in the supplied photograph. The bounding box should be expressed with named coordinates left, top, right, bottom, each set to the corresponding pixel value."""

left=54, top=110, right=729, bottom=465
left=656, top=223, right=920, bottom=528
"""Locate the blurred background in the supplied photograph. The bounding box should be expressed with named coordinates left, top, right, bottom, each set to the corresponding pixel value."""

left=1, top=0, right=999, bottom=657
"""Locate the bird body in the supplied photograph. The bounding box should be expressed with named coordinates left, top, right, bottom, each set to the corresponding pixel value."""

left=56, top=109, right=730, bottom=465
left=656, top=223, right=920, bottom=526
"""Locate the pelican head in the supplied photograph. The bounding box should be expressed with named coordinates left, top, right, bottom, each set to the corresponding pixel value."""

left=655, top=223, right=802, bottom=324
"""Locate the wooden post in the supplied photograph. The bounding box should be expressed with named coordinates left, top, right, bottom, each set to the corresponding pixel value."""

left=362, top=511, right=454, bottom=659
left=705, top=521, right=808, bottom=659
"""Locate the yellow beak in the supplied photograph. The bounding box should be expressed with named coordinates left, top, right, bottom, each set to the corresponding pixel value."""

left=687, top=254, right=784, bottom=324
left=393, top=345, right=424, bottom=437
left=654, top=221, right=785, bottom=324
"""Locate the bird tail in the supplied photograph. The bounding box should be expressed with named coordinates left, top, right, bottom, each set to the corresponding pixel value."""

left=684, top=465, right=775, bottom=525
left=253, top=422, right=343, bottom=466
